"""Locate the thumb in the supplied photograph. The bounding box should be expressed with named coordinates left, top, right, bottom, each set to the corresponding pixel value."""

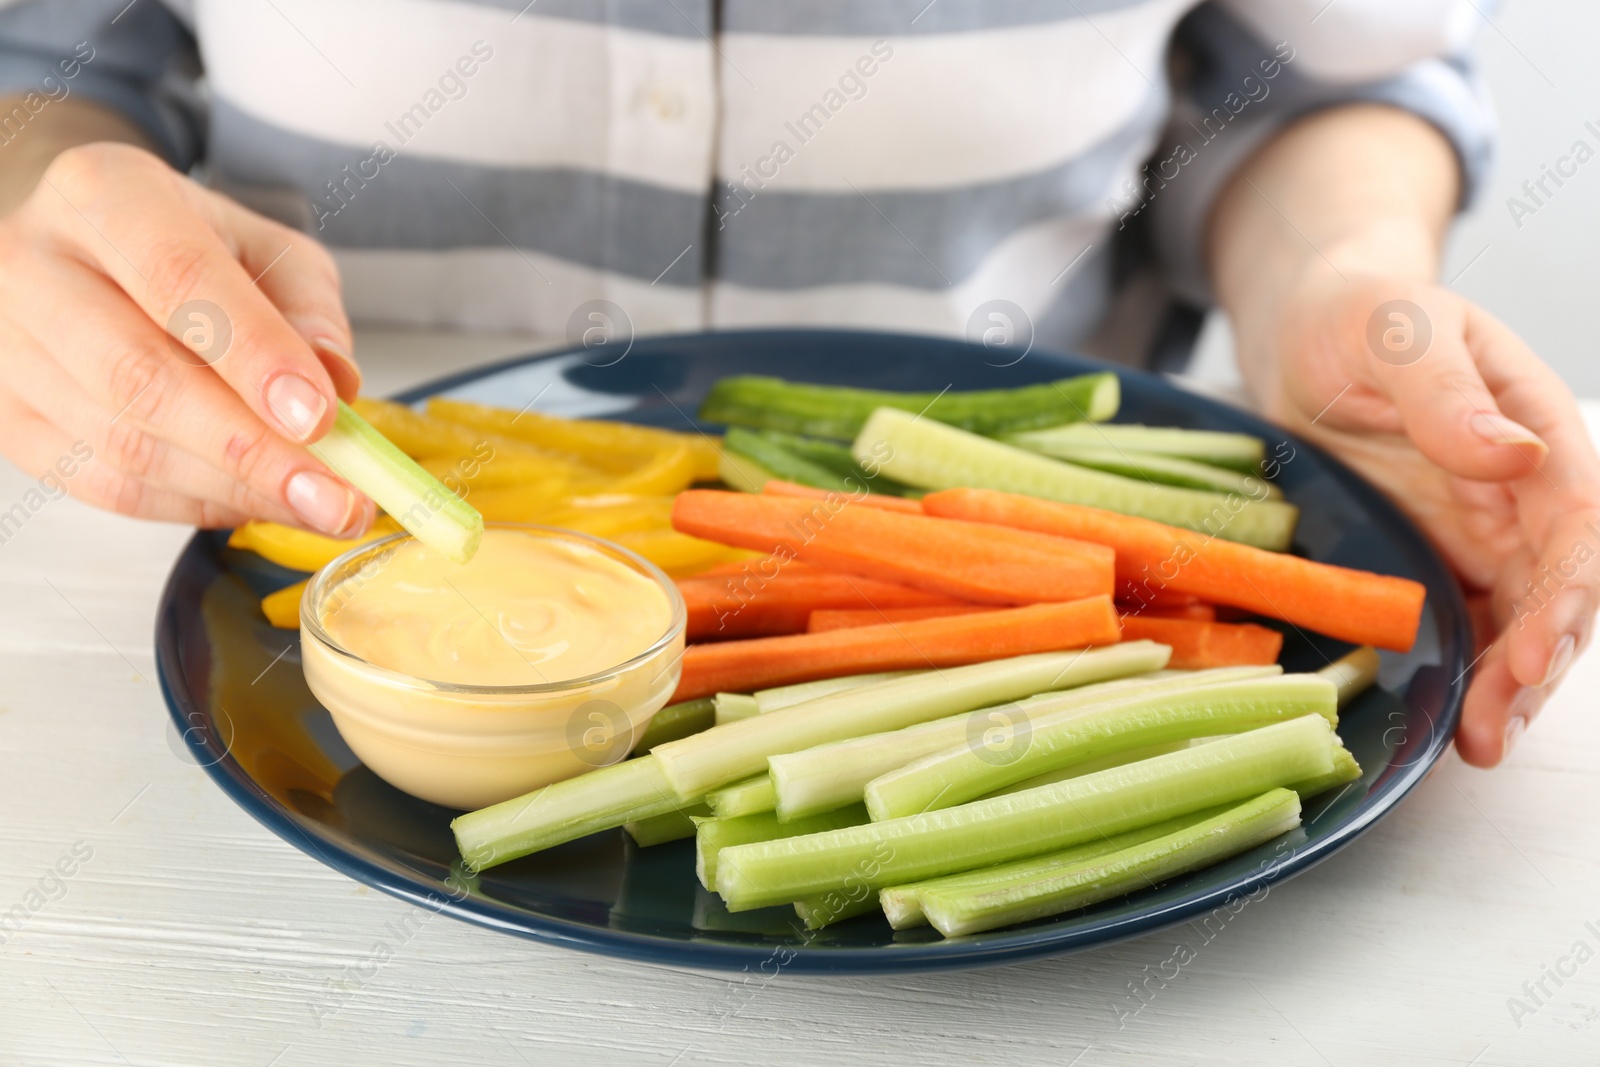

left=1364, top=293, right=1547, bottom=482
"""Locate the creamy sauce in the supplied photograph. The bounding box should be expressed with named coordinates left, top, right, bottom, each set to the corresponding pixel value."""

left=321, top=528, right=672, bottom=686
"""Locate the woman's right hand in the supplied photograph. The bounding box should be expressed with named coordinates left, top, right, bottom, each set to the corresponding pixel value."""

left=0, top=140, right=375, bottom=536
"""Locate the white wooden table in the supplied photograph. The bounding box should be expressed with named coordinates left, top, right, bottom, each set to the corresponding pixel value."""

left=4, top=330, right=1598, bottom=1067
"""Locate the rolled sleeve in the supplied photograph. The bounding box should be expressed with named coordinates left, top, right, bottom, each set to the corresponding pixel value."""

left=1149, top=0, right=1496, bottom=305
left=0, top=0, right=203, bottom=169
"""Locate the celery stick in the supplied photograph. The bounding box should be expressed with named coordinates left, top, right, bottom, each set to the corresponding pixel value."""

left=308, top=400, right=484, bottom=563
left=713, top=692, right=760, bottom=725
left=754, top=671, right=920, bottom=714
left=633, top=697, right=716, bottom=754
left=767, top=665, right=1272, bottom=822
left=1004, top=423, right=1266, bottom=473
left=717, top=449, right=777, bottom=493
left=695, top=805, right=869, bottom=890
left=623, top=804, right=707, bottom=847
left=714, top=715, right=1337, bottom=911
left=999, top=439, right=1283, bottom=499
left=864, top=674, right=1337, bottom=821
left=453, top=755, right=690, bottom=871
left=978, top=740, right=1193, bottom=799
left=919, top=789, right=1302, bottom=936
left=698, top=373, right=1119, bottom=440
left=705, top=775, right=777, bottom=818
left=879, top=807, right=1224, bottom=929
left=652, top=643, right=1172, bottom=799
left=735, top=673, right=935, bottom=728
left=855, top=408, right=1298, bottom=551
left=1319, top=646, right=1381, bottom=708
left=795, top=890, right=881, bottom=931
left=1287, top=743, right=1362, bottom=799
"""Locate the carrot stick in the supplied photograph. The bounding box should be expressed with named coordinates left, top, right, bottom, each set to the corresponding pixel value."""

left=1117, top=602, right=1218, bottom=622
left=923, top=488, right=1425, bottom=652
left=806, top=605, right=993, bottom=633
left=1117, top=615, right=1282, bottom=669
left=1116, top=586, right=1203, bottom=611
left=761, top=479, right=923, bottom=514
left=679, top=569, right=964, bottom=641
left=671, top=490, right=1115, bottom=606
left=809, top=603, right=1217, bottom=632
left=693, top=556, right=825, bottom=580
left=670, top=596, right=1122, bottom=701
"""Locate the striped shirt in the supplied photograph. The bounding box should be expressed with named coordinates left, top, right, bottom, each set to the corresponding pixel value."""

left=0, top=0, right=1493, bottom=362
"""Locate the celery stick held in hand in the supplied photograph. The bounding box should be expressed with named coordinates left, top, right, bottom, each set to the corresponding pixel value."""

left=0, top=3, right=1594, bottom=767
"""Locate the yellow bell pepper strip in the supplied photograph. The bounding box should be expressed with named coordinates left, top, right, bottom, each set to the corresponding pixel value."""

left=427, top=396, right=720, bottom=481
left=610, top=527, right=758, bottom=578
left=356, top=398, right=606, bottom=477
left=351, top=396, right=488, bottom=459
left=687, top=437, right=723, bottom=483
left=538, top=495, right=677, bottom=539
left=460, top=483, right=578, bottom=524
left=417, top=453, right=576, bottom=501
left=226, top=517, right=401, bottom=573
left=261, top=578, right=309, bottom=629
left=600, top=440, right=696, bottom=496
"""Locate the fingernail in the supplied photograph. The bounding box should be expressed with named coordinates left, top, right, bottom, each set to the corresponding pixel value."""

left=311, top=335, right=360, bottom=376
left=1541, top=633, right=1576, bottom=688
left=1503, top=713, right=1527, bottom=758
left=286, top=470, right=359, bottom=536
left=1469, top=411, right=1546, bottom=451
left=265, top=373, right=328, bottom=441
left=1547, top=588, right=1593, bottom=645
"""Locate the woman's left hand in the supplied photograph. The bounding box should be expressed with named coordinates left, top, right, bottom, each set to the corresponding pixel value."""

left=1259, top=270, right=1600, bottom=766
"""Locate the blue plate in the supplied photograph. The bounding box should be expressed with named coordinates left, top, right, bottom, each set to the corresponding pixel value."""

left=156, top=329, right=1468, bottom=973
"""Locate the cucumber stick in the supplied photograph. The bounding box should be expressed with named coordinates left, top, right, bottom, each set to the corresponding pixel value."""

left=453, top=755, right=690, bottom=871
left=309, top=400, right=484, bottom=563
left=717, top=449, right=777, bottom=494
left=863, top=674, right=1338, bottom=821
left=772, top=432, right=921, bottom=497
left=1001, top=438, right=1283, bottom=499
left=1006, top=423, right=1266, bottom=472
left=722, top=427, right=859, bottom=493
left=917, top=789, right=1303, bottom=937
left=651, top=642, right=1172, bottom=798
left=724, top=428, right=919, bottom=497
left=855, top=408, right=1298, bottom=551
left=705, top=775, right=778, bottom=818
left=714, top=715, right=1338, bottom=911
left=879, top=806, right=1224, bottom=929
left=695, top=805, right=869, bottom=890
left=699, top=373, right=1120, bottom=441
left=623, top=804, right=707, bottom=847
left=767, top=665, right=1273, bottom=822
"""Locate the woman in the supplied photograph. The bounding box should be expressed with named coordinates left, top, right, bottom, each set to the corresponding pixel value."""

left=0, top=0, right=1590, bottom=768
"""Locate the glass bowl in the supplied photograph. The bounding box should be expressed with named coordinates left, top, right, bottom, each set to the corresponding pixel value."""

left=299, top=524, right=686, bottom=810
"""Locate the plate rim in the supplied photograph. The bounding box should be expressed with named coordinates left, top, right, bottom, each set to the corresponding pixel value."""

left=155, top=327, right=1469, bottom=973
